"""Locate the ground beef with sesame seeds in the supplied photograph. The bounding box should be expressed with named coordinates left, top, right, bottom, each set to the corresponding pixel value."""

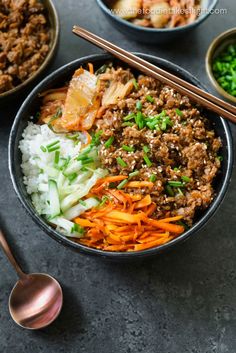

left=95, top=66, right=222, bottom=225
left=0, top=0, right=50, bottom=93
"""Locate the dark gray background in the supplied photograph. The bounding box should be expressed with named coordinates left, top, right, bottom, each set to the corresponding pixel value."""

left=0, top=1, right=236, bottom=352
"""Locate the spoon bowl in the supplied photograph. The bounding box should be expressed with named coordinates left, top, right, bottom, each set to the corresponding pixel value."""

left=9, top=273, right=63, bottom=330
left=0, top=230, right=63, bottom=329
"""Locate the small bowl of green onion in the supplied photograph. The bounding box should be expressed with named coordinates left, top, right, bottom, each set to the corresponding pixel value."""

left=206, top=28, right=236, bottom=104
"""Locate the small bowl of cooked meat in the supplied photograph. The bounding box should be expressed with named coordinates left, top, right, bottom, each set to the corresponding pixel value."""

left=0, top=0, right=59, bottom=102
left=96, top=0, right=218, bottom=43
left=206, top=28, right=236, bottom=104
left=8, top=53, right=233, bottom=260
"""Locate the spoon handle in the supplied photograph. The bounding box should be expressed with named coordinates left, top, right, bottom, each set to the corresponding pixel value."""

left=0, top=229, right=26, bottom=280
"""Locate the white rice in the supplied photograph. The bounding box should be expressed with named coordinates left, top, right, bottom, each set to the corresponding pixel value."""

left=19, top=122, right=83, bottom=215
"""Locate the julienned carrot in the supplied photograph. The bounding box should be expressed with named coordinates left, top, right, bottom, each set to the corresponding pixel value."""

left=74, top=178, right=186, bottom=252
left=139, top=231, right=169, bottom=240
left=104, top=210, right=144, bottom=223
left=134, top=195, right=152, bottom=209
left=120, top=235, right=135, bottom=242
left=133, top=238, right=173, bottom=251
left=157, top=215, right=183, bottom=223
left=74, top=218, right=97, bottom=227
left=106, top=236, right=122, bottom=245
left=104, top=245, right=133, bottom=251
left=91, top=175, right=128, bottom=193
left=145, top=203, right=156, bottom=216
left=145, top=218, right=184, bottom=234
left=106, top=190, right=132, bottom=210
left=88, top=62, right=94, bottom=75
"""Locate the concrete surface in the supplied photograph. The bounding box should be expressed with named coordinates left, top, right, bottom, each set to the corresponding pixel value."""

left=0, top=0, right=236, bottom=352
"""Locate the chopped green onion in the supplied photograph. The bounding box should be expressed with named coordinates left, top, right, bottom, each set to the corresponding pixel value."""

left=81, top=157, right=94, bottom=165
left=133, top=79, right=139, bottom=90
left=67, top=173, right=77, bottom=182
left=104, top=136, right=114, bottom=149
left=136, top=101, right=142, bottom=111
left=166, top=117, right=173, bottom=127
left=146, top=120, right=157, bottom=130
left=181, top=176, right=191, bottom=183
left=159, top=110, right=167, bottom=118
left=47, top=145, right=60, bottom=153
left=47, top=107, right=62, bottom=129
left=146, top=95, right=154, bottom=103
left=143, top=154, right=152, bottom=167
left=177, top=220, right=189, bottom=230
left=40, top=145, right=47, bottom=153
left=122, top=145, right=134, bottom=152
left=91, top=130, right=103, bottom=146
left=165, top=185, right=174, bottom=197
left=116, top=157, right=127, bottom=168
left=99, top=196, right=109, bottom=207
left=177, top=188, right=183, bottom=195
left=81, top=167, right=88, bottom=172
left=173, top=167, right=180, bottom=172
left=95, top=64, right=108, bottom=75
left=79, top=199, right=87, bottom=206
left=117, top=179, right=128, bottom=190
left=46, top=140, right=59, bottom=148
left=149, top=174, right=157, bottom=182
left=56, top=157, right=67, bottom=170
left=129, top=170, right=139, bottom=178
left=167, top=181, right=184, bottom=187
left=135, top=111, right=145, bottom=129
left=123, top=113, right=135, bottom=121
left=35, top=111, right=41, bottom=121
left=81, top=145, right=92, bottom=154
left=122, top=122, right=134, bottom=127
left=62, top=156, right=71, bottom=170
left=176, top=108, right=183, bottom=117
left=54, top=150, right=60, bottom=165
left=161, top=120, right=167, bottom=131
left=217, top=155, right=223, bottom=161
left=66, top=133, right=80, bottom=140
left=77, top=155, right=89, bottom=161
left=143, top=145, right=150, bottom=153
left=71, top=223, right=84, bottom=234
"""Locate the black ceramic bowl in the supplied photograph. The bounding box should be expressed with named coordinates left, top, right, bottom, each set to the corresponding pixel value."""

left=9, top=53, right=233, bottom=260
left=96, top=0, right=218, bottom=43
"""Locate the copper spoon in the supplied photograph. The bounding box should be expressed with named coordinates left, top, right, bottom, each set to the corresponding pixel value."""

left=0, top=229, right=63, bottom=329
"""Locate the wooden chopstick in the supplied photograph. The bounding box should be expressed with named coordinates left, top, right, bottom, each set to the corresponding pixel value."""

left=72, top=25, right=236, bottom=124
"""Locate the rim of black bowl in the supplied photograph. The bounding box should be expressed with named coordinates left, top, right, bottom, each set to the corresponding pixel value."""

left=96, top=0, right=219, bottom=33
left=9, top=53, right=233, bottom=259
left=0, top=0, right=59, bottom=100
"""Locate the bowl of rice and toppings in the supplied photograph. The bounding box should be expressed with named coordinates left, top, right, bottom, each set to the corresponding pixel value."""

left=9, top=54, right=233, bottom=259
left=96, top=0, right=219, bottom=43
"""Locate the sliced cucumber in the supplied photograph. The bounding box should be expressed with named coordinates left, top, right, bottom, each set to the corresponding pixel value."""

left=43, top=165, right=59, bottom=178
left=63, top=160, right=82, bottom=176
left=48, top=179, right=61, bottom=218
left=50, top=217, right=84, bottom=238
left=63, top=197, right=99, bottom=220
left=60, top=168, right=107, bottom=212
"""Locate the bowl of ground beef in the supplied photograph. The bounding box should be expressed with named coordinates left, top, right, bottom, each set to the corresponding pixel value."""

left=0, top=0, right=59, bottom=101
left=9, top=53, right=233, bottom=260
